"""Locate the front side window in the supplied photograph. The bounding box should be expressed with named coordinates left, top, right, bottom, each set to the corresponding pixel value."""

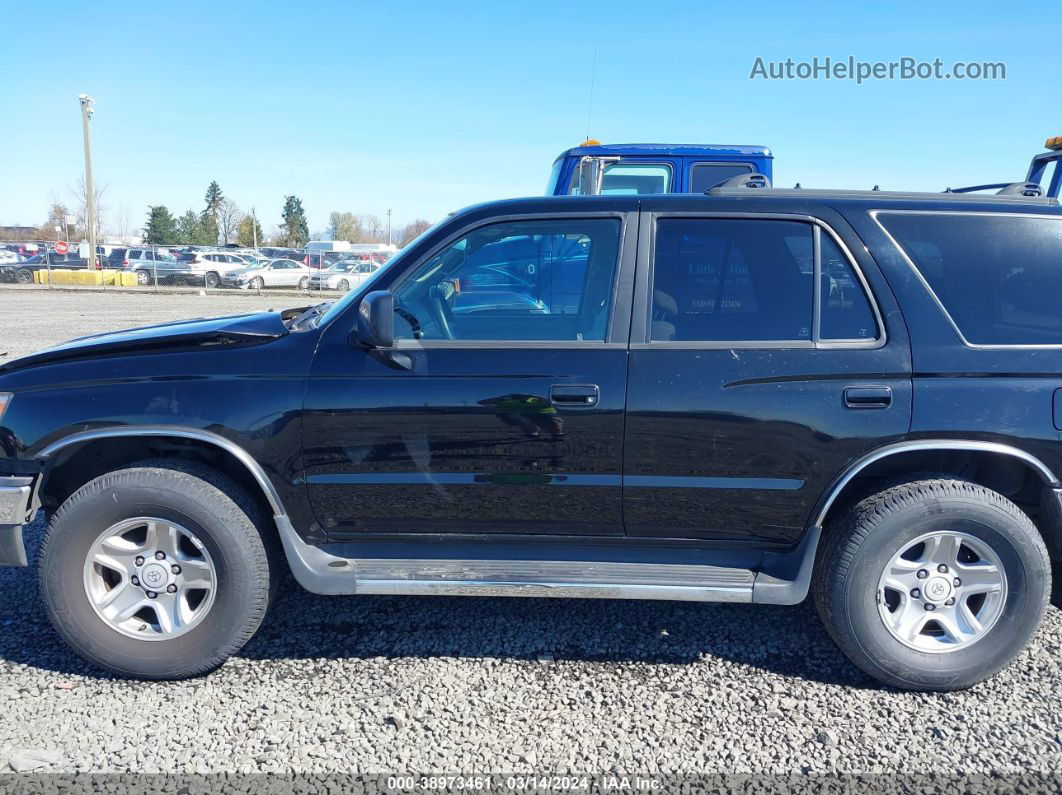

left=650, top=218, right=879, bottom=343
left=392, top=218, right=622, bottom=342
left=879, top=212, right=1062, bottom=345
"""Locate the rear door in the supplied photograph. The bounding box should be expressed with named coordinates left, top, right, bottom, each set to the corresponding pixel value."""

left=302, top=210, right=637, bottom=537
left=623, top=205, right=913, bottom=545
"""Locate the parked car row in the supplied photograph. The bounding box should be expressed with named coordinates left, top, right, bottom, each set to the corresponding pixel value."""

left=0, top=242, right=384, bottom=292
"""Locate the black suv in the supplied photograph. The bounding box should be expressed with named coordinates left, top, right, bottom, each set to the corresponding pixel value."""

left=1, top=190, right=1060, bottom=689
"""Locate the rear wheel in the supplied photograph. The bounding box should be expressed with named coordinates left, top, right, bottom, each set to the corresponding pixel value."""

left=39, top=461, right=274, bottom=679
left=815, top=479, right=1050, bottom=690
left=135, top=269, right=151, bottom=286
left=338, top=279, right=350, bottom=291
left=16, top=268, right=33, bottom=284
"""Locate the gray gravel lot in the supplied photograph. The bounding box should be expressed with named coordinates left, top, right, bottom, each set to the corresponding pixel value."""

left=1, top=288, right=1062, bottom=781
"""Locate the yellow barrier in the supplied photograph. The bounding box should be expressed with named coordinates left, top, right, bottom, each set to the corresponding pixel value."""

left=34, top=269, right=132, bottom=286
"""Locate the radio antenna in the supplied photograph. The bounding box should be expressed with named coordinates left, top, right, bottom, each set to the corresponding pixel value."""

left=585, top=48, right=597, bottom=142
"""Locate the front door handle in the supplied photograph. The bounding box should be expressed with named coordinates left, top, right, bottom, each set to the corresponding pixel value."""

left=549, top=384, right=600, bottom=407
left=844, top=385, right=892, bottom=409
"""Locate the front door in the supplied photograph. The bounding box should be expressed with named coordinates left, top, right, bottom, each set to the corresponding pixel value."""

left=623, top=208, right=913, bottom=545
left=303, top=212, right=635, bottom=537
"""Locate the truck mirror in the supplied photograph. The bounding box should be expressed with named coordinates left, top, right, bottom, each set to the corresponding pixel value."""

left=577, top=157, right=596, bottom=195
left=356, top=291, right=394, bottom=348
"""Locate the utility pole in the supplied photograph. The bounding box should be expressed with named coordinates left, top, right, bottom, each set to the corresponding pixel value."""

left=78, top=95, right=97, bottom=267
left=387, top=208, right=392, bottom=246
left=251, top=206, right=259, bottom=256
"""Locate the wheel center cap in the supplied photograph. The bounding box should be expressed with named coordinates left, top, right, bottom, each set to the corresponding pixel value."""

left=140, top=562, right=170, bottom=591
left=923, top=576, right=953, bottom=603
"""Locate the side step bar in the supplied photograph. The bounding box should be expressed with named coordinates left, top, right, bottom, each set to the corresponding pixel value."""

left=274, top=517, right=821, bottom=606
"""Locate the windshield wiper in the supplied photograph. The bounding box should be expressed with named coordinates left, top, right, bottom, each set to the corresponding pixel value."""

left=290, top=301, right=333, bottom=329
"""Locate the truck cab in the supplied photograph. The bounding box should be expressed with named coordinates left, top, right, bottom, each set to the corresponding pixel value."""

left=546, top=141, right=773, bottom=196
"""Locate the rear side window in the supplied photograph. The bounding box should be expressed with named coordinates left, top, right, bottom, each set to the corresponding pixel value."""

left=650, top=218, right=878, bottom=343
left=819, top=234, right=878, bottom=340
left=689, top=163, right=754, bottom=192
left=879, top=213, right=1062, bottom=345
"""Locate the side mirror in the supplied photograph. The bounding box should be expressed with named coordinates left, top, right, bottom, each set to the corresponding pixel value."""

left=357, top=290, right=394, bottom=348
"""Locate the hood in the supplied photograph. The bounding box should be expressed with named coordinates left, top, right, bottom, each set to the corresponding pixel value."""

left=0, top=311, right=290, bottom=373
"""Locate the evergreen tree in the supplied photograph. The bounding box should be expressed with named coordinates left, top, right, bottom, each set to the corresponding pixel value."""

left=143, top=205, right=179, bottom=245
left=281, top=195, right=309, bottom=248
left=176, top=210, right=200, bottom=243
left=236, top=214, right=264, bottom=248
left=200, top=181, right=224, bottom=245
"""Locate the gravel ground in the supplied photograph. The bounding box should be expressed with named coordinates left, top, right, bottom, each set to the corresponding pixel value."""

left=1, top=288, right=1062, bottom=783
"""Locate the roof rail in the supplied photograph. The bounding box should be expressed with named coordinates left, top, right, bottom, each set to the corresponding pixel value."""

left=944, top=181, right=1044, bottom=197
left=706, top=173, right=772, bottom=193
left=997, top=181, right=1044, bottom=197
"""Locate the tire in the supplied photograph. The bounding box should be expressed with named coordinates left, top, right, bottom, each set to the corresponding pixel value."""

left=814, top=478, right=1050, bottom=690
left=251, top=276, right=265, bottom=290
left=204, top=271, right=220, bottom=289
left=136, top=269, right=151, bottom=286
left=39, top=460, right=275, bottom=679
left=16, top=268, right=33, bottom=284
left=297, top=276, right=309, bottom=290
left=338, top=279, right=350, bottom=292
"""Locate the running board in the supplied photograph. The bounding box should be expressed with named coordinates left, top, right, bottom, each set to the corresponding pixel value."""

left=273, top=517, right=820, bottom=606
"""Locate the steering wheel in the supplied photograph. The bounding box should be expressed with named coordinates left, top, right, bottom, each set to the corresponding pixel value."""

left=428, top=281, right=456, bottom=340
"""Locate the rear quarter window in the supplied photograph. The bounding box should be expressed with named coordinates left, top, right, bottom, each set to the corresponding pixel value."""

left=878, top=212, right=1062, bottom=345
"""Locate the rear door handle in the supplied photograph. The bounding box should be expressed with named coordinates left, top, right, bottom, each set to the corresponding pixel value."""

left=549, top=384, right=600, bottom=407
left=844, top=385, right=892, bottom=409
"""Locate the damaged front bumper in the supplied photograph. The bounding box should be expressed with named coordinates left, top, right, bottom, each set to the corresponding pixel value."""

left=0, top=476, right=35, bottom=567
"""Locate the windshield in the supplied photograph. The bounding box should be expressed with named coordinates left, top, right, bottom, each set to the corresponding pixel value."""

left=317, top=217, right=450, bottom=327
left=330, top=261, right=357, bottom=272
left=246, top=260, right=265, bottom=270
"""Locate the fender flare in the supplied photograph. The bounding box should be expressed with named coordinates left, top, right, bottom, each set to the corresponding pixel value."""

left=810, top=438, right=1059, bottom=529
left=37, top=425, right=287, bottom=517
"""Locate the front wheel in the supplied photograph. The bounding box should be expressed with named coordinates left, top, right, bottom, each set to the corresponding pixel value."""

left=250, top=276, right=265, bottom=290
left=16, top=268, right=34, bottom=284
left=815, top=479, right=1050, bottom=690
left=39, top=461, right=275, bottom=679
left=297, top=276, right=309, bottom=290
left=204, top=271, right=220, bottom=289
left=338, top=279, right=350, bottom=291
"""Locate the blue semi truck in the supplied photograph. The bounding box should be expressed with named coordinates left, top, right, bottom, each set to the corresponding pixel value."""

left=548, top=137, right=1062, bottom=198
left=546, top=140, right=773, bottom=196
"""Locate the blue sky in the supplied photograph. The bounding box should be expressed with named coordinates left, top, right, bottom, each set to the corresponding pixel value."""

left=1, top=0, right=1058, bottom=236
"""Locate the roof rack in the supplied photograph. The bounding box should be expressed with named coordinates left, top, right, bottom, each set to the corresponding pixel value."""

left=704, top=186, right=1058, bottom=204
left=706, top=173, right=771, bottom=193
left=945, top=181, right=1044, bottom=197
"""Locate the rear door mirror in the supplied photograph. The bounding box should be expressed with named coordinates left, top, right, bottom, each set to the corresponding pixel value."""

left=357, top=290, right=394, bottom=348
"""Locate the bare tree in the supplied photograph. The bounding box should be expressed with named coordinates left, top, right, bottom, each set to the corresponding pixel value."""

left=70, top=175, right=106, bottom=240
left=107, top=202, right=133, bottom=241
left=217, top=199, right=242, bottom=245
left=357, top=213, right=388, bottom=243
left=328, top=211, right=362, bottom=241
left=398, top=218, right=432, bottom=247
left=34, top=201, right=72, bottom=241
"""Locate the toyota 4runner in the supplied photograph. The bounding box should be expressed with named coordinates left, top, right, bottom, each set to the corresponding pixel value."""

left=2, top=186, right=1061, bottom=690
